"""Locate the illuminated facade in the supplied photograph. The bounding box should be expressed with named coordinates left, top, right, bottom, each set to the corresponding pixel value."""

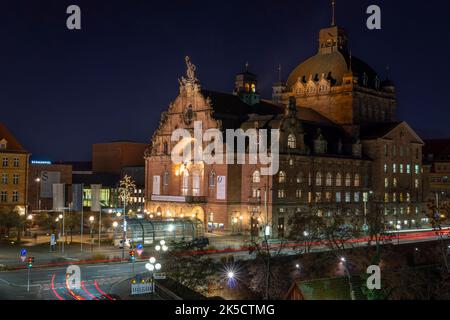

left=144, top=24, right=428, bottom=237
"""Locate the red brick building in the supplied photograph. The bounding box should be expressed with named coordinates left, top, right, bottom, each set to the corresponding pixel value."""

left=145, top=23, right=427, bottom=237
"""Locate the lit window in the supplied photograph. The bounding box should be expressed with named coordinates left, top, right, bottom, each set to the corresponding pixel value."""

left=296, top=190, right=302, bottom=199
left=384, top=193, right=389, bottom=203
left=385, top=178, right=389, bottom=188
left=393, top=178, right=398, bottom=188
left=163, top=171, right=169, bottom=186
left=2, top=157, right=8, bottom=167
left=354, top=174, right=360, bottom=187
left=407, top=164, right=411, bottom=174
left=393, top=193, right=397, bottom=202
left=384, top=164, right=388, bottom=173
left=393, top=164, right=397, bottom=174
left=0, top=191, right=7, bottom=202
left=315, top=192, right=322, bottom=203
left=345, top=174, right=351, bottom=187
left=278, top=189, right=286, bottom=199
left=287, top=134, right=296, bottom=149
left=13, top=158, right=19, bottom=168
left=279, top=171, right=286, bottom=184
left=1, top=174, right=7, bottom=185
left=354, top=192, right=360, bottom=203
left=316, top=172, right=322, bottom=186
left=13, top=174, right=19, bottom=185
left=400, top=164, right=404, bottom=174
left=296, top=173, right=303, bottom=184
left=415, top=165, right=420, bottom=175
left=326, top=173, right=333, bottom=186
left=345, top=192, right=351, bottom=203
left=336, top=173, right=342, bottom=187
left=415, top=179, right=420, bottom=189
left=12, top=191, right=18, bottom=202
left=336, top=192, right=341, bottom=203
left=252, top=171, right=261, bottom=183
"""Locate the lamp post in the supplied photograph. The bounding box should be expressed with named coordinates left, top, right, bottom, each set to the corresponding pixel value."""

left=89, top=216, right=95, bottom=252
left=34, top=177, right=41, bottom=211
left=145, top=256, right=162, bottom=294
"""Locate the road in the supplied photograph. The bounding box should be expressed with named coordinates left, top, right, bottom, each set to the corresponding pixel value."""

left=0, top=260, right=158, bottom=300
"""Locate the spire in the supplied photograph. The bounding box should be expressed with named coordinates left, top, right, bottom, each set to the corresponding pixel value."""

left=245, top=62, right=249, bottom=72
left=385, top=65, right=391, bottom=80
left=331, top=0, right=336, bottom=26
left=277, top=64, right=282, bottom=83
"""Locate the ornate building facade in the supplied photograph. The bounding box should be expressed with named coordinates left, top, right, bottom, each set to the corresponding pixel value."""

left=145, top=23, right=427, bottom=238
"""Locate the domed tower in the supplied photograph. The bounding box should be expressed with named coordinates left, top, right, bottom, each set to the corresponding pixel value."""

left=274, top=4, right=397, bottom=136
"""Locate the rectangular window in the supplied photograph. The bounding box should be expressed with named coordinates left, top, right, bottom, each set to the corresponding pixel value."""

left=13, top=158, right=19, bottom=168
left=354, top=192, right=360, bottom=203
left=315, top=192, right=322, bottom=203
left=407, top=193, right=411, bottom=202
left=385, top=178, right=389, bottom=188
left=308, top=192, right=312, bottom=203
left=384, top=164, right=388, bottom=174
left=0, top=191, right=7, bottom=202
left=407, top=164, right=411, bottom=174
left=2, top=157, right=8, bottom=167
left=393, top=178, right=398, bottom=188
left=415, top=179, right=420, bottom=189
left=393, top=193, right=397, bottom=202
left=393, top=164, right=397, bottom=174
left=12, top=191, right=18, bottom=202
left=325, top=192, right=332, bottom=202
left=345, top=192, right=351, bottom=203
left=400, top=164, right=404, bottom=174
left=384, top=193, right=389, bottom=203
left=336, top=192, right=341, bottom=203
left=1, top=174, right=7, bottom=185
left=415, top=165, right=420, bottom=175
left=296, top=189, right=302, bottom=199
left=12, top=174, right=19, bottom=185
left=278, top=189, right=285, bottom=199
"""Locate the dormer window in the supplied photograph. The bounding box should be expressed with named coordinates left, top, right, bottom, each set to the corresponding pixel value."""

left=287, top=134, right=296, bottom=149
left=362, top=73, right=368, bottom=87
left=0, top=139, right=7, bottom=150
left=374, top=77, right=381, bottom=90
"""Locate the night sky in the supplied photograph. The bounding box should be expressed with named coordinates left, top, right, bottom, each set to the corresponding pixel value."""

left=1, top=0, right=449, bottom=161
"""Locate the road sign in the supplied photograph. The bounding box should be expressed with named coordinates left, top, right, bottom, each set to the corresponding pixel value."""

left=137, top=243, right=143, bottom=250
left=20, top=256, right=26, bottom=262
left=136, top=248, right=143, bottom=256
left=153, top=273, right=166, bottom=280
left=20, top=248, right=27, bottom=256
left=50, top=234, right=56, bottom=246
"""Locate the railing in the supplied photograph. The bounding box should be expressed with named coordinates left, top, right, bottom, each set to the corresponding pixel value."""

left=151, top=195, right=207, bottom=203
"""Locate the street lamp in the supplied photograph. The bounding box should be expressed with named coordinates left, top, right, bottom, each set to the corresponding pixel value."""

left=89, top=216, right=95, bottom=251
left=155, top=240, right=168, bottom=252
left=34, top=177, right=41, bottom=211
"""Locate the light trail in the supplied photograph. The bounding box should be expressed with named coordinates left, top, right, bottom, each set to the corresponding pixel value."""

left=81, top=281, right=98, bottom=300
left=94, top=280, right=114, bottom=300
left=51, top=274, right=65, bottom=301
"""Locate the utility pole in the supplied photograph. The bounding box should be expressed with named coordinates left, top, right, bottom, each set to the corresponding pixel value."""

left=80, top=184, right=84, bottom=253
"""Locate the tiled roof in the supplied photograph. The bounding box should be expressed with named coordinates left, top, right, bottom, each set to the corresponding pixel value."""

left=359, top=122, right=402, bottom=140
left=423, top=139, right=450, bottom=161
left=0, top=123, right=26, bottom=152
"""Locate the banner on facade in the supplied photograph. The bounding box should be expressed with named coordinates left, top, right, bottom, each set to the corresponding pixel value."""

left=90, top=184, right=102, bottom=212
left=41, top=171, right=61, bottom=198
left=72, top=184, right=83, bottom=211
left=216, top=176, right=226, bottom=200
left=52, top=183, right=65, bottom=211
left=153, top=176, right=161, bottom=195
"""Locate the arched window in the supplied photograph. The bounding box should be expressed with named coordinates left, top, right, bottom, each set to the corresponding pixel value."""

left=336, top=173, right=342, bottom=187
left=326, top=173, right=333, bottom=186
left=354, top=174, right=361, bottom=187
left=252, top=170, right=261, bottom=183
left=279, top=171, right=286, bottom=184
left=163, top=142, right=169, bottom=155
left=181, top=170, right=189, bottom=196
left=192, top=171, right=200, bottom=196
left=287, top=134, right=296, bottom=149
left=345, top=173, right=352, bottom=187
left=209, top=171, right=216, bottom=187
left=315, top=172, right=322, bottom=186
left=163, top=171, right=169, bottom=186
left=297, top=172, right=304, bottom=184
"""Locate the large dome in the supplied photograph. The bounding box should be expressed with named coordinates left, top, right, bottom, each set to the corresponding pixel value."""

left=286, top=50, right=379, bottom=90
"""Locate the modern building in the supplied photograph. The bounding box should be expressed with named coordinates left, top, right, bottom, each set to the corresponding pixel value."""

left=144, top=21, right=428, bottom=237
left=28, top=161, right=73, bottom=212
left=93, top=142, right=148, bottom=175
left=0, top=123, right=30, bottom=215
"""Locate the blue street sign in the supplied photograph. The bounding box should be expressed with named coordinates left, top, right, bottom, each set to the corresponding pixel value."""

left=137, top=243, right=143, bottom=250
left=20, top=249, right=27, bottom=256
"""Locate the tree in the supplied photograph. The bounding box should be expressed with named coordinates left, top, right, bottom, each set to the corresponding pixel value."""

left=119, top=175, right=136, bottom=215
left=0, top=209, right=22, bottom=240
left=164, top=243, right=216, bottom=295
left=426, top=197, right=450, bottom=273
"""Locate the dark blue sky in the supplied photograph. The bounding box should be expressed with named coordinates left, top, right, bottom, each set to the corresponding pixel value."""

left=1, top=0, right=449, bottom=161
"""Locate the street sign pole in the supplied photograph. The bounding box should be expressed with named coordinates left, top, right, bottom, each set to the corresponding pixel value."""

left=27, top=267, right=30, bottom=292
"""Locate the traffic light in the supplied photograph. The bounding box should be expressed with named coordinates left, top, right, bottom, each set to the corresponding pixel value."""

left=27, top=257, right=34, bottom=268
left=129, top=250, right=135, bottom=262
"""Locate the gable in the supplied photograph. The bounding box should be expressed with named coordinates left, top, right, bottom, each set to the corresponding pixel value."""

left=382, top=122, right=424, bottom=145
